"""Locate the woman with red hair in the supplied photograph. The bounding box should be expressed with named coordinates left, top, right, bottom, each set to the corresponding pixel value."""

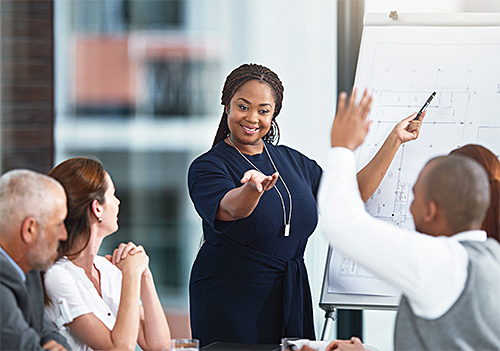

left=450, top=144, right=500, bottom=243
left=44, top=157, right=170, bottom=351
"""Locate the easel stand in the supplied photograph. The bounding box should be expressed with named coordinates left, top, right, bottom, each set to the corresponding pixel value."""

left=320, top=306, right=337, bottom=341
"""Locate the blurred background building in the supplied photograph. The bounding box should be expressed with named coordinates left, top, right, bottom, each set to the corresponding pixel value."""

left=1, top=0, right=499, bottom=349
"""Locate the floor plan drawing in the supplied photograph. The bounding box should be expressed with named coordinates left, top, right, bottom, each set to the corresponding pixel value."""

left=354, top=27, right=500, bottom=229
left=327, top=22, right=500, bottom=297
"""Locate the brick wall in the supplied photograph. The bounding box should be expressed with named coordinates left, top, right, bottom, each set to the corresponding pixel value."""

left=0, top=0, right=54, bottom=173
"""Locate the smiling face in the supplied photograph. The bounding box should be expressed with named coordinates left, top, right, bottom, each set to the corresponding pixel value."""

left=226, top=79, right=276, bottom=154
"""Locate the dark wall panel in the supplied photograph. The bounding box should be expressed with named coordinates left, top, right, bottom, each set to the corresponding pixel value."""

left=1, top=0, right=54, bottom=173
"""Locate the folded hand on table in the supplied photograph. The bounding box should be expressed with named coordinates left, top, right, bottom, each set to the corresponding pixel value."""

left=299, top=337, right=366, bottom=351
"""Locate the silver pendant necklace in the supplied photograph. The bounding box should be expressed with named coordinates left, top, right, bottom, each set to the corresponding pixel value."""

left=227, top=136, right=292, bottom=237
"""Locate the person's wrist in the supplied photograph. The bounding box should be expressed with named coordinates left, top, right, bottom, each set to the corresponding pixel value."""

left=243, top=180, right=265, bottom=195
left=122, top=262, right=145, bottom=278
left=142, top=267, right=153, bottom=280
left=332, top=140, right=356, bottom=151
left=390, top=130, right=403, bottom=146
left=123, top=268, right=143, bottom=281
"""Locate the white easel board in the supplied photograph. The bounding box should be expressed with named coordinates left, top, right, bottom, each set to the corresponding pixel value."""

left=320, top=12, right=500, bottom=310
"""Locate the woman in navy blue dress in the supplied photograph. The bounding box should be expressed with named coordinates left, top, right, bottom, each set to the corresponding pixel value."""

left=188, top=64, right=424, bottom=346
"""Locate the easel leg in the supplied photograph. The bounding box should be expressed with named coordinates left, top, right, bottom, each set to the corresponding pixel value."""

left=320, top=308, right=337, bottom=341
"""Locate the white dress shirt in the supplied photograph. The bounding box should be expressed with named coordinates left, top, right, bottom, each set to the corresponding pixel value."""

left=318, top=147, right=487, bottom=319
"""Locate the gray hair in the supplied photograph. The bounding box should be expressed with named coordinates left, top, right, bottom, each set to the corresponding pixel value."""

left=423, top=155, right=490, bottom=232
left=0, top=170, right=64, bottom=231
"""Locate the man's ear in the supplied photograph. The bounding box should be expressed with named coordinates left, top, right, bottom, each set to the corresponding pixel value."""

left=21, top=216, right=38, bottom=245
left=91, top=199, right=103, bottom=221
left=423, top=200, right=438, bottom=223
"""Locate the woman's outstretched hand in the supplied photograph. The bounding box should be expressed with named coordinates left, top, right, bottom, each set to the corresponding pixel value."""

left=241, top=170, right=279, bottom=193
left=331, top=89, right=373, bottom=151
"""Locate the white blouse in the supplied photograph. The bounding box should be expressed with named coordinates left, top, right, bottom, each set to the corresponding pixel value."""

left=44, top=256, right=123, bottom=351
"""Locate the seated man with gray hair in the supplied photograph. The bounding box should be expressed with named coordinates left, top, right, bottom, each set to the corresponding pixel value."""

left=318, top=90, right=500, bottom=350
left=0, top=170, right=70, bottom=351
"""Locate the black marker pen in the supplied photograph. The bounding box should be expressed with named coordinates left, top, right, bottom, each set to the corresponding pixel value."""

left=414, top=91, right=436, bottom=121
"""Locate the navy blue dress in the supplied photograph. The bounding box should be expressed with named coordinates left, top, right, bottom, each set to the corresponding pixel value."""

left=188, top=140, right=322, bottom=346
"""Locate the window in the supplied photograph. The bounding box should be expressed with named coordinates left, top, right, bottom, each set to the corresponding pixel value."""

left=74, top=0, right=184, bottom=33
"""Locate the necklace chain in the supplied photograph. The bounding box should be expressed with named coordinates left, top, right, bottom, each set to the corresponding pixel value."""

left=227, top=137, right=292, bottom=237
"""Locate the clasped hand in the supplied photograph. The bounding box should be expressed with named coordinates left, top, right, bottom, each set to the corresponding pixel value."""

left=105, top=241, right=150, bottom=277
left=300, top=337, right=365, bottom=351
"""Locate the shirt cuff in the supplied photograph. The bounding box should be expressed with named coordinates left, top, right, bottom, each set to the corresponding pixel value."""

left=54, top=298, right=92, bottom=328
left=327, top=147, right=357, bottom=173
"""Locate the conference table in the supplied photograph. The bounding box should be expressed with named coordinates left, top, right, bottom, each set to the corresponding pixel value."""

left=201, top=342, right=281, bottom=351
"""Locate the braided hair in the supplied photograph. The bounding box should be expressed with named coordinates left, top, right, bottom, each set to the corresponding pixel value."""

left=212, top=63, right=284, bottom=147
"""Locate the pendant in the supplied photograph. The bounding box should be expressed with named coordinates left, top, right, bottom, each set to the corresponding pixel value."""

left=284, top=224, right=290, bottom=237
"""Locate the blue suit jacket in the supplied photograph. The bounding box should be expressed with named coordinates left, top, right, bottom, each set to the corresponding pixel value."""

left=0, top=253, right=70, bottom=350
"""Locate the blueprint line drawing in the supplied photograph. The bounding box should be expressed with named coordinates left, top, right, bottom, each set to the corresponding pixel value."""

left=355, top=27, right=500, bottom=230
left=328, top=247, right=400, bottom=296
left=338, top=256, right=378, bottom=279
left=327, top=24, right=500, bottom=297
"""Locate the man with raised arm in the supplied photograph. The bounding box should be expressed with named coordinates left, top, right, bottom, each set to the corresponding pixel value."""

left=318, top=90, right=500, bottom=350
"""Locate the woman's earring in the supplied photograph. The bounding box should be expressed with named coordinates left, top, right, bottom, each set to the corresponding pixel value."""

left=265, top=120, right=278, bottom=143
left=272, top=120, right=278, bottom=137
left=98, top=217, right=103, bottom=223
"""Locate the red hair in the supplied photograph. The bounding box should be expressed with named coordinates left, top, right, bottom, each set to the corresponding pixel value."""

left=47, top=157, right=107, bottom=261
left=450, top=144, right=500, bottom=243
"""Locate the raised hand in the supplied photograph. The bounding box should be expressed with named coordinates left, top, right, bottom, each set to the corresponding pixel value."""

left=240, top=170, right=279, bottom=193
left=331, top=88, right=373, bottom=151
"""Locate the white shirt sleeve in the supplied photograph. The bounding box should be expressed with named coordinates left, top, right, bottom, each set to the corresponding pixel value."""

left=44, top=263, right=93, bottom=328
left=318, top=147, right=469, bottom=319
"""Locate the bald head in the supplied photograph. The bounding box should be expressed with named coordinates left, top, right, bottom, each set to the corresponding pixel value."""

left=420, top=155, right=490, bottom=233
